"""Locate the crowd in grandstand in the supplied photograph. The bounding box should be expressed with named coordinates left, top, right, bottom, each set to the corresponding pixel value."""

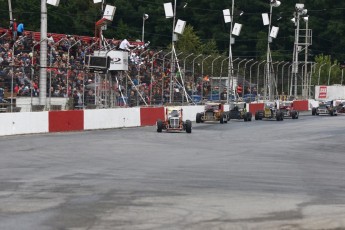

left=0, top=28, right=222, bottom=109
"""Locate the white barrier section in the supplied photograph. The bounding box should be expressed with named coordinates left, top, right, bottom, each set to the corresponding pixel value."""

left=0, top=112, right=49, bottom=136
left=181, top=105, right=205, bottom=121
left=84, top=108, right=141, bottom=130
left=309, top=99, right=319, bottom=110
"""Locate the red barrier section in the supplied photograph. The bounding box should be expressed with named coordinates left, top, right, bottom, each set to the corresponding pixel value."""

left=293, top=100, right=309, bottom=111
left=249, top=103, right=264, bottom=114
left=49, top=111, right=84, bottom=132
left=140, top=107, right=165, bottom=126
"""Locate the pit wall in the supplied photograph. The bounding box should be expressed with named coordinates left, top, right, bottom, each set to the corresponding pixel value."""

left=0, top=101, right=310, bottom=136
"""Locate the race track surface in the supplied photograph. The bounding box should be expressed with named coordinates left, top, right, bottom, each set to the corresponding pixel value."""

left=1, top=113, right=345, bottom=229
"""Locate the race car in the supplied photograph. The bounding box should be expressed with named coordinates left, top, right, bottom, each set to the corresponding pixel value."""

left=196, top=102, right=228, bottom=124
left=312, top=101, right=337, bottom=116
left=279, top=101, right=299, bottom=119
left=228, top=102, right=252, bottom=122
left=255, top=102, right=284, bottom=121
left=157, top=107, right=192, bottom=133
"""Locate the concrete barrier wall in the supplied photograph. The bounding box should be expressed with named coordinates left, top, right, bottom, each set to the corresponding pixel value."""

left=181, top=105, right=205, bottom=121
left=249, top=103, right=264, bottom=114
left=293, top=100, right=309, bottom=111
left=84, top=108, right=140, bottom=130
left=140, top=107, right=165, bottom=126
left=0, top=112, right=48, bottom=136
left=49, top=110, right=84, bottom=132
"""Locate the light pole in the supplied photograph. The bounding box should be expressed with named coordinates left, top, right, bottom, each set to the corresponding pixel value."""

left=237, top=58, right=247, bottom=89
left=67, top=40, right=81, bottom=98
left=142, top=14, right=149, bottom=43
left=150, top=50, right=163, bottom=105
left=328, top=63, right=336, bottom=85
left=292, top=3, right=308, bottom=98
left=257, top=60, right=266, bottom=98
left=192, top=54, right=202, bottom=97
left=288, top=63, right=293, bottom=96
left=249, top=61, right=258, bottom=101
left=318, top=63, right=326, bottom=85
left=169, top=0, right=177, bottom=103
left=274, top=61, right=284, bottom=98
left=226, top=0, right=235, bottom=104
left=281, top=62, right=290, bottom=95
left=265, top=0, right=281, bottom=101
left=219, top=57, right=230, bottom=100
left=242, top=59, right=253, bottom=97
left=31, top=38, right=47, bottom=111
left=201, top=55, right=211, bottom=100
left=182, top=53, right=193, bottom=103
left=303, top=16, right=310, bottom=98
left=210, top=56, right=222, bottom=97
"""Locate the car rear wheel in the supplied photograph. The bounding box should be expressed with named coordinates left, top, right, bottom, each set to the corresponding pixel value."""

left=157, top=120, right=163, bottom=132
left=196, top=113, right=202, bottom=123
left=255, top=112, right=259, bottom=120
left=312, top=108, right=316, bottom=115
left=247, top=112, right=252, bottom=121
left=291, top=110, right=297, bottom=119
left=185, top=120, right=192, bottom=133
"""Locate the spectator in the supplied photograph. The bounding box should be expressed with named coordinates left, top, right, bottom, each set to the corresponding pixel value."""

left=220, top=88, right=227, bottom=100
left=119, top=38, right=135, bottom=51
left=10, top=19, right=17, bottom=40
left=17, top=22, right=24, bottom=37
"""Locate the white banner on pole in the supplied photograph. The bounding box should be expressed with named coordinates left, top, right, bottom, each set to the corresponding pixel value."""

left=164, top=3, right=174, bottom=18
left=223, top=9, right=231, bottom=23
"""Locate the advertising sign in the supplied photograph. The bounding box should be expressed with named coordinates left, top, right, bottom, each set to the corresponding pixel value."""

left=107, top=51, right=128, bottom=71
left=319, top=86, right=327, bottom=99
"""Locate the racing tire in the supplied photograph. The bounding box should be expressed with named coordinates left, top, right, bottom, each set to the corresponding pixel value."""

left=291, top=110, right=297, bottom=119
left=196, top=113, right=202, bottom=123
left=223, top=114, right=228, bottom=123
left=255, top=111, right=259, bottom=120
left=157, top=120, right=163, bottom=132
left=312, top=108, right=316, bottom=115
left=220, top=115, right=224, bottom=124
left=185, top=120, right=192, bottom=133
left=247, top=112, right=252, bottom=121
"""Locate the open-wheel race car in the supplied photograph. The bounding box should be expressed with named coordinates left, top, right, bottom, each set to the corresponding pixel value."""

left=312, top=100, right=337, bottom=116
left=196, top=102, right=228, bottom=124
left=157, top=107, right=192, bottom=133
left=279, top=101, right=299, bottom=119
left=255, top=102, right=284, bottom=121
left=228, top=102, right=252, bottom=122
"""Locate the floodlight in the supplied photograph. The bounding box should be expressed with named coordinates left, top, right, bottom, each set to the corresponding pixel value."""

left=223, top=9, right=231, bottom=23
left=270, top=26, right=279, bottom=38
left=164, top=3, right=174, bottom=18
left=47, top=0, right=60, bottom=6
left=232, top=23, right=242, bottom=36
left=291, top=17, right=296, bottom=23
left=301, top=9, right=308, bottom=15
left=262, top=13, right=269, bottom=26
left=271, top=0, right=281, bottom=7
left=295, top=3, right=304, bottom=10
left=103, top=5, right=116, bottom=21
left=174, top=19, right=186, bottom=34
left=239, top=11, right=244, bottom=16
left=303, top=16, right=309, bottom=22
left=93, top=0, right=102, bottom=3
left=143, top=14, right=149, bottom=20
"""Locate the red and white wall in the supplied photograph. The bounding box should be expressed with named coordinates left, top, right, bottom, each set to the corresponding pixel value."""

left=0, top=101, right=310, bottom=136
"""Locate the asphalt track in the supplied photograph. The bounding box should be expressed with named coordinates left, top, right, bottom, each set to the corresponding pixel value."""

left=1, top=113, right=345, bottom=230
